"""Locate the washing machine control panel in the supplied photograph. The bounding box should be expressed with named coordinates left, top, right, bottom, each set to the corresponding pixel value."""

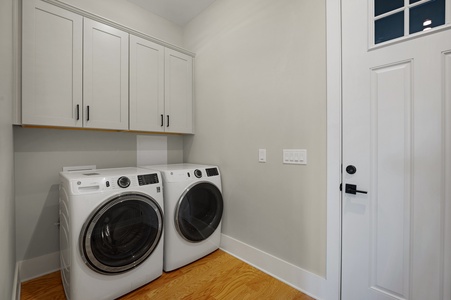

left=138, top=173, right=159, bottom=185
left=72, top=174, right=160, bottom=194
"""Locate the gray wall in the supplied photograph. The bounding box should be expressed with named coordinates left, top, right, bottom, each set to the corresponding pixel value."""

left=13, top=0, right=328, bottom=282
left=0, top=0, right=16, bottom=298
left=14, top=127, right=184, bottom=275
left=14, top=128, right=139, bottom=262
left=183, top=0, right=327, bottom=276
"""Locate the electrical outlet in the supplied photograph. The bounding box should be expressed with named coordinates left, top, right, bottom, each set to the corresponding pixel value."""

left=283, top=149, right=307, bottom=165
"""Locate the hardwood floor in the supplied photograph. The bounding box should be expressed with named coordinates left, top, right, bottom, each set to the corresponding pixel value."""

left=21, top=250, right=314, bottom=300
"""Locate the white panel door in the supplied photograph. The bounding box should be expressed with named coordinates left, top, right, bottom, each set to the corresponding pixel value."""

left=22, top=0, right=82, bottom=127
left=83, top=19, right=129, bottom=130
left=342, top=1, right=451, bottom=300
left=129, top=35, right=165, bottom=132
left=164, top=49, right=193, bottom=134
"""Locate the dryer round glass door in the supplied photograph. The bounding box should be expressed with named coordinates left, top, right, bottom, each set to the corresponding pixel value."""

left=175, top=182, right=223, bottom=242
left=80, top=193, right=163, bottom=274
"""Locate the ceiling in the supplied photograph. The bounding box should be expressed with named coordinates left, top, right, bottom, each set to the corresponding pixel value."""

left=127, top=0, right=217, bottom=26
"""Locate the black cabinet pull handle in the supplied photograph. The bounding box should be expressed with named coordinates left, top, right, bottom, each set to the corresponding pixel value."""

left=87, top=106, right=90, bottom=121
left=161, top=114, right=164, bottom=127
left=345, top=184, right=368, bottom=195
left=76, top=105, right=80, bottom=120
left=167, top=115, right=170, bottom=127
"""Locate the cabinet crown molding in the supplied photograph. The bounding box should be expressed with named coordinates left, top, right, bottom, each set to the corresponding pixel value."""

left=42, top=0, right=195, bottom=58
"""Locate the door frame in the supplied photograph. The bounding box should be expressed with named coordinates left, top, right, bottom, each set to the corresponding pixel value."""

left=325, top=0, right=342, bottom=299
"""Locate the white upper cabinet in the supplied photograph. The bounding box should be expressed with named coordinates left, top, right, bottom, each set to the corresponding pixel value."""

left=22, top=0, right=83, bottom=127
left=130, top=37, right=194, bottom=134
left=129, top=35, right=165, bottom=132
left=165, top=49, right=193, bottom=134
left=83, top=19, right=129, bottom=130
left=21, top=0, right=193, bottom=134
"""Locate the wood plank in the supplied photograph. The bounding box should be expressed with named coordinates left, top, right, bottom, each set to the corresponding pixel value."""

left=21, top=250, right=315, bottom=300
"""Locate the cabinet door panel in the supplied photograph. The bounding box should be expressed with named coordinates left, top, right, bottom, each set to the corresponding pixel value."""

left=83, top=19, right=129, bottom=130
left=165, top=49, right=193, bottom=134
left=129, top=35, right=165, bottom=132
left=22, top=0, right=82, bottom=127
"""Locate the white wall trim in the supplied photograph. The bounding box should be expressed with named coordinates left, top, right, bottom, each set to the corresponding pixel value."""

left=325, top=0, right=342, bottom=299
left=18, top=251, right=60, bottom=282
left=220, top=234, right=326, bottom=300
left=12, top=0, right=21, bottom=125
left=11, top=262, right=20, bottom=300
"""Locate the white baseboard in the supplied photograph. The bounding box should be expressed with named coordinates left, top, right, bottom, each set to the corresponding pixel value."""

left=17, top=239, right=326, bottom=298
left=220, top=234, right=326, bottom=300
left=19, top=251, right=60, bottom=282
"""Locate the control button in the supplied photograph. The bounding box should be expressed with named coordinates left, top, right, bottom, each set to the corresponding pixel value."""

left=117, top=176, right=131, bottom=188
left=106, top=181, right=110, bottom=187
left=194, top=169, right=202, bottom=178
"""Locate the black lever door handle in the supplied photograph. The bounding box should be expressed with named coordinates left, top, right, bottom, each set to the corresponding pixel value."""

left=345, top=184, right=368, bottom=195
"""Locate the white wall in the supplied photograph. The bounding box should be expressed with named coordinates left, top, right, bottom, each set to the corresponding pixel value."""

left=0, top=0, right=17, bottom=298
left=183, top=0, right=327, bottom=276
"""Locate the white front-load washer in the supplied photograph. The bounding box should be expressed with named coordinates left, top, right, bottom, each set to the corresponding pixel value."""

left=59, top=167, right=164, bottom=300
left=141, top=164, right=223, bottom=272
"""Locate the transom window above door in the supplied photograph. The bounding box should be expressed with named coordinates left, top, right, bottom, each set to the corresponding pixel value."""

left=372, top=0, right=448, bottom=45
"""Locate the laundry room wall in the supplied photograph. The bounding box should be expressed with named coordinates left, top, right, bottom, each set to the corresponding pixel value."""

left=14, top=0, right=186, bottom=281
left=0, top=0, right=17, bottom=298
left=183, top=0, right=327, bottom=278
left=14, top=128, right=184, bottom=280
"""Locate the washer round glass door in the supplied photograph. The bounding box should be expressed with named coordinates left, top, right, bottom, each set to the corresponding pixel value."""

left=80, top=193, right=163, bottom=274
left=175, top=182, right=223, bottom=242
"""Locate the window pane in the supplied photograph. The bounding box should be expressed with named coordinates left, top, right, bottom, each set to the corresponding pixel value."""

left=410, top=0, right=445, bottom=34
left=375, top=12, right=405, bottom=44
left=410, top=0, right=422, bottom=3
left=375, top=0, right=404, bottom=16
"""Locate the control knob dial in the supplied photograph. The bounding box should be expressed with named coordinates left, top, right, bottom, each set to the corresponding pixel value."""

left=117, top=176, right=131, bottom=188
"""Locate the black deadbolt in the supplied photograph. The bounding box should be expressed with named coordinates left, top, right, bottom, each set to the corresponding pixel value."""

left=346, top=165, right=357, bottom=174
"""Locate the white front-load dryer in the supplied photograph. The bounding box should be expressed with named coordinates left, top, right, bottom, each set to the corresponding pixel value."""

left=59, top=167, right=164, bottom=300
left=141, top=164, right=223, bottom=272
